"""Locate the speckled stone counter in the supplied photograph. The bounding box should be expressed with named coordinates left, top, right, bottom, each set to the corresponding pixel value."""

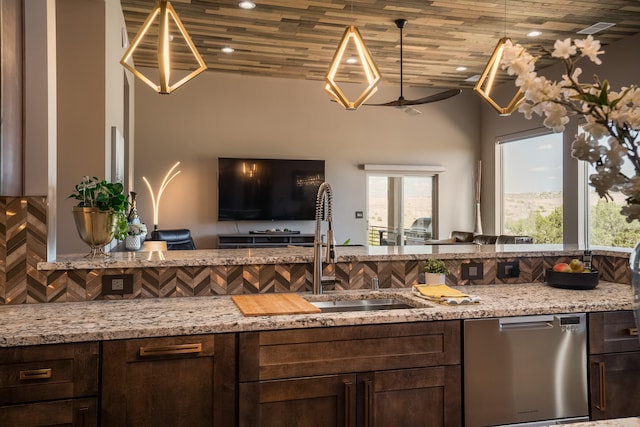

left=0, top=282, right=632, bottom=347
left=557, top=418, right=640, bottom=426
left=38, top=244, right=628, bottom=270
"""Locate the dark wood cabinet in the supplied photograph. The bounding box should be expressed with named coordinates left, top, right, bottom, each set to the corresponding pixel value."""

left=361, top=366, right=461, bottom=427
left=101, top=334, right=236, bottom=427
left=589, top=310, right=640, bottom=420
left=0, top=342, right=99, bottom=427
left=240, top=374, right=357, bottom=427
left=239, top=321, right=461, bottom=427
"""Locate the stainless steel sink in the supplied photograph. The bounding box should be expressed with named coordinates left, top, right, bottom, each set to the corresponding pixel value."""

left=310, top=298, right=415, bottom=313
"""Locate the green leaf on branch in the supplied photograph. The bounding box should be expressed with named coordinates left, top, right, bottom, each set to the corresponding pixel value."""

left=599, top=80, right=609, bottom=105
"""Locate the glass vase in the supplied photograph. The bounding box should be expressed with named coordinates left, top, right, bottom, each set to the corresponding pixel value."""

left=629, top=241, right=640, bottom=341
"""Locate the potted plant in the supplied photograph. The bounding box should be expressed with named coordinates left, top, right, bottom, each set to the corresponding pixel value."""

left=423, top=259, right=450, bottom=284
left=69, top=176, right=129, bottom=257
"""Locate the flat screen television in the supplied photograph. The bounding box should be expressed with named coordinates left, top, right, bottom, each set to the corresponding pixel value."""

left=218, top=158, right=325, bottom=221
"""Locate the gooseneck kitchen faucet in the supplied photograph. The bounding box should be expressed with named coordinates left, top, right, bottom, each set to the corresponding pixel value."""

left=313, top=182, right=336, bottom=295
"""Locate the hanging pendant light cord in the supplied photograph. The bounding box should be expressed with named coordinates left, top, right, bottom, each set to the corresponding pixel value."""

left=504, top=0, right=507, bottom=37
left=399, top=25, right=404, bottom=99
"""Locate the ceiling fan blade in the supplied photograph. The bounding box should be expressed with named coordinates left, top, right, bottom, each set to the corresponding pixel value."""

left=364, top=89, right=461, bottom=107
left=365, top=97, right=406, bottom=107
left=401, top=89, right=462, bottom=105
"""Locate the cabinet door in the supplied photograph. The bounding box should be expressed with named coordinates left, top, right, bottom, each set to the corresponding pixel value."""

left=0, top=397, right=97, bottom=427
left=0, top=342, right=99, bottom=405
left=101, top=334, right=235, bottom=427
left=362, top=366, right=461, bottom=427
left=239, top=374, right=357, bottom=427
left=590, top=352, right=640, bottom=420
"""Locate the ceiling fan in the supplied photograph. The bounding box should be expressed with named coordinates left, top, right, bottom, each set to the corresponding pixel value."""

left=366, top=19, right=461, bottom=114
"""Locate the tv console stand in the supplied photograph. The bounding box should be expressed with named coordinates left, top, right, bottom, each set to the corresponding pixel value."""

left=249, top=230, right=300, bottom=235
left=218, top=233, right=314, bottom=249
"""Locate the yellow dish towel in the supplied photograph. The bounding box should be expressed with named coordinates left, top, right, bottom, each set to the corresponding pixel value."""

left=414, top=284, right=469, bottom=298
left=413, top=284, right=480, bottom=305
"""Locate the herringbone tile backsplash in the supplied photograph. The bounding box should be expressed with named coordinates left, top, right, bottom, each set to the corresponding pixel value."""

left=0, top=196, right=632, bottom=304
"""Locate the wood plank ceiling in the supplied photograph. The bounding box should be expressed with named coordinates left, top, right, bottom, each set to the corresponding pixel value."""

left=119, top=0, right=640, bottom=89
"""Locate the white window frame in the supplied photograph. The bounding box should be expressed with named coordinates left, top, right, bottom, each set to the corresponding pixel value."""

left=364, top=164, right=443, bottom=245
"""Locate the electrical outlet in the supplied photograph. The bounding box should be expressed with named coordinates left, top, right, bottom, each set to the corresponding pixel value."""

left=498, top=260, right=520, bottom=279
left=102, top=274, right=133, bottom=295
left=355, top=211, right=364, bottom=219
left=461, top=262, right=483, bottom=280
left=112, top=278, right=124, bottom=291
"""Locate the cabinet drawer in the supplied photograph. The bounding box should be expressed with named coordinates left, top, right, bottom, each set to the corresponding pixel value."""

left=0, top=397, right=97, bottom=427
left=589, top=311, right=640, bottom=354
left=110, top=335, right=215, bottom=362
left=239, top=321, right=460, bottom=381
left=0, top=342, right=99, bottom=405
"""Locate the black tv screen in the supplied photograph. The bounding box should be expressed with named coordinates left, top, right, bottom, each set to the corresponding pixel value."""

left=218, top=158, right=325, bottom=221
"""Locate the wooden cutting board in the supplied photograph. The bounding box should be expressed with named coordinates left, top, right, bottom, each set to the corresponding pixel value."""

left=232, top=293, right=321, bottom=316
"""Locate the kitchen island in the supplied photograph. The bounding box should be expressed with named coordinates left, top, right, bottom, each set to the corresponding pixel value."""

left=0, top=281, right=636, bottom=426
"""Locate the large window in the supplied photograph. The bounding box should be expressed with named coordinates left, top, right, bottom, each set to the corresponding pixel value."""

left=500, top=132, right=563, bottom=243
left=584, top=132, right=640, bottom=248
left=367, top=174, right=436, bottom=246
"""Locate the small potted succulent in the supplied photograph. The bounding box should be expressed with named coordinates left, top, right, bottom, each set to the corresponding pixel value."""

left=423, top=259, right=450, bottom=284
left=69, top=176, right=129, bottom=257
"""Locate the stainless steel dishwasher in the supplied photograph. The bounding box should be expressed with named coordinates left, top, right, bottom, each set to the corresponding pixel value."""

left=464, top=314, right=588, bottom=427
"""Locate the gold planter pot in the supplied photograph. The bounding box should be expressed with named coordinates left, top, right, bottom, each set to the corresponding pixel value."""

left=72, top=207, right=116, bottom=258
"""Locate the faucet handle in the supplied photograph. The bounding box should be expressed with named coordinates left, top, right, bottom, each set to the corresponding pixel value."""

left=326, top=229, right=336, bottom=264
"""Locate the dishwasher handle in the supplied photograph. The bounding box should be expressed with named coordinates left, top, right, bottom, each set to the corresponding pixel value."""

left=499, top=315, right=555, bottom=331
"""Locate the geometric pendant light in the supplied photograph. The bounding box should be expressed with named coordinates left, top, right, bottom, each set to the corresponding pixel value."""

left=120, top=0, right=207, bottom=94
left=473, top=36, right=524, bottom=116
left=324, top=25, right=381, bottom=110
left=473, top=0, right=524, bottom=116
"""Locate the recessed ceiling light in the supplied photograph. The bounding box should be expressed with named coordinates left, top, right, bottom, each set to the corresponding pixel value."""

left=238, top=1, right=256, bottom=9
left=221, top=47, right=235, bottom=53
left=456, top=66, right=468, bottom=72
left=345, top=57, right=358, bottom=64
left=527, top=30, right=542, bottom=37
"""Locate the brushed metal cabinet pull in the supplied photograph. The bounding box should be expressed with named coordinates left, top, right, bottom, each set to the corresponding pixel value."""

left=78, top=406, right=89, bottom=427
left=19, top=368, right=52, bottom=381
left=629, top=327, right=638, bottom=336
left=139, top=343, right=202, bottom=357
left=594, top=361, right=607, bottom=412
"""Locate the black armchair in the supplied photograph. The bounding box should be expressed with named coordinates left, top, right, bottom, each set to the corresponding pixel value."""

left=150, top=229, right=196, bottom=250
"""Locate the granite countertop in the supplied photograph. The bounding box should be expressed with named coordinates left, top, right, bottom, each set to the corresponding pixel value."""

left=0, top=282, right=633, bottom=347
left=37, top=244, right=630, bottom=270
left=558, top=418, right=640, bottom=426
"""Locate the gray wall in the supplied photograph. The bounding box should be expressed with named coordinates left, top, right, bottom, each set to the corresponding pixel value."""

left=132, top=73, right=482, bottom=248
